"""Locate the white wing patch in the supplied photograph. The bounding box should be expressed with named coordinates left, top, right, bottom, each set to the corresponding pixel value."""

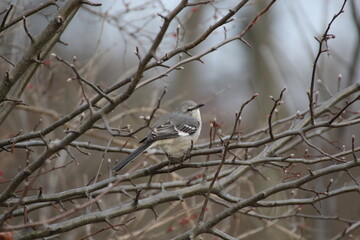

left=175, top=124, right=197, bottom=136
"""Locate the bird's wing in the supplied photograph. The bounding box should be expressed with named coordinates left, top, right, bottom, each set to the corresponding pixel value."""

left=140, top=112, right=200, bottom=143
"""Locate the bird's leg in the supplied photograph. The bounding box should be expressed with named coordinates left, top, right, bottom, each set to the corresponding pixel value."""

left=165, top=152, right=173, bottom=172
left=133, top=188, right=142, bottom=206
left=183, top=139, right=194, bottom=163
left=128, top=177, right=137, bottom=187
left=146, top=174, right=154, bottom=187
left=181, top=148, right=191, bottom=163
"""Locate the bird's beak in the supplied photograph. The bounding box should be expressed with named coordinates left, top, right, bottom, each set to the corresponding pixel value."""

left=194, top=103, right=205, bottom=110
left=188, top=103, right=204, bottom=111
left=197, top=103, right=205, bottom=108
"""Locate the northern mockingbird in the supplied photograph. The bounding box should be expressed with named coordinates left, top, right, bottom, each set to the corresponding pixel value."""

left=112, top=100, right=204, bottom=172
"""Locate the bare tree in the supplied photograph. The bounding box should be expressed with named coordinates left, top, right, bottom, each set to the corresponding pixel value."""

left=0, top=0, right=359, bottom=239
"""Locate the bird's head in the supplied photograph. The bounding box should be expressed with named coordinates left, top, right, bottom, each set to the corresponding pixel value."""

left=177, top=100, right=204, bottom=115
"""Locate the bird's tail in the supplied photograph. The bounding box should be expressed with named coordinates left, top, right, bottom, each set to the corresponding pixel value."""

left=112, top=142, right=153, bottom=172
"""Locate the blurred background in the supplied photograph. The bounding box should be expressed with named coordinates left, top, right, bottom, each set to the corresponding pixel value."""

left=3, top=0, right=358, bottom=133
left=1, top=0, right=359, bottom=239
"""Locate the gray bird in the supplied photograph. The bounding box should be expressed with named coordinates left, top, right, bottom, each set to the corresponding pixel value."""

left=112, top=100, right=204, bottom=172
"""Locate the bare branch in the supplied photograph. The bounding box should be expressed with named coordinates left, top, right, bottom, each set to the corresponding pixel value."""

left=268, top=88, right=286, bottom=140
left=308, top=0, right=348, bottom=125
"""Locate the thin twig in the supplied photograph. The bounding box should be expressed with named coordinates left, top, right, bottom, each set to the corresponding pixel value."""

left=197, top=94, right=258, bottom=223
left=268, top=88, right=286, bottom=140
left=309, top=0, right=348, bottom=125
left=53, top=54, right=115, bottom=104
left=328, top=94, right=360, bottom=124
left=0, top=1, right=58, bottom=32
left=22, top=17, right=35, bottom=43
left=0, top=4, right=13, bottom=30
